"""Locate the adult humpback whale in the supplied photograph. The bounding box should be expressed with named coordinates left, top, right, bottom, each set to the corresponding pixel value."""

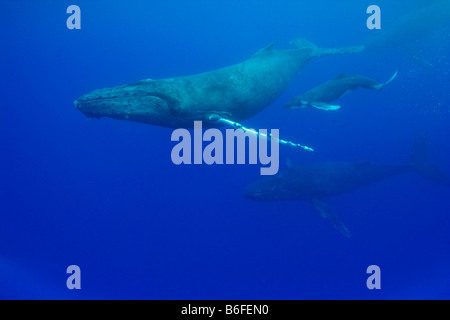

left=284, top=72, right=398, bottom=111
left=364, top=0, right=450, bottom=50
left=75, top=39, right=363, bottom=129
left=244, top=138, right=449, bottom=237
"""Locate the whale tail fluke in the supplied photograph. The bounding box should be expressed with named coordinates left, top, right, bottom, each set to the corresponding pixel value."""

left=410, top=137, right=450, bottom=186
left=315, top=45, right=366, bottom=57
left=373, top=71, right=398, bottom=90
left=290, top=37, right=365, bottom=57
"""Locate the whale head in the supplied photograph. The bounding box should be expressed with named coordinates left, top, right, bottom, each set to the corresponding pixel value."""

left=75, top=80, right=182, bottom=128
left=283, top=99, right=310, bottom=109
left=244, top=175, right=291, bottom=201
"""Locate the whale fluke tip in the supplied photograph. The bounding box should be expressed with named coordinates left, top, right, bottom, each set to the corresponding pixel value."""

left=374, top=71, right=398, bottom=90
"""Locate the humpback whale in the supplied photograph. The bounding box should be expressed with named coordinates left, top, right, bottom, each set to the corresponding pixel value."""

left=284, top=72, right=397, bottom=111
left=364, top=0, right=450, bottom=50
left=75, top=39, right=363, bottom=129
left=244, top=138, right=449, bottom=237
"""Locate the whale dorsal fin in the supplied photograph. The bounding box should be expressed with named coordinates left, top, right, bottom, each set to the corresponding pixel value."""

left=252, top=43, right=275, bottom=57
left=290, top=37, right=317, bottom=50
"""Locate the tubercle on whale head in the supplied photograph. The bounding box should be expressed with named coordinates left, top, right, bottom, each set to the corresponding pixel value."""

left=74, top=84, right=181, bottom=127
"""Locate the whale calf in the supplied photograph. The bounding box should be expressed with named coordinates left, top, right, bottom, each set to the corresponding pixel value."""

left=284, top=72, right=397, bottom=111
left=75, top=38, right=363, bottom=128
left=244, top=138, right=449, bottom=237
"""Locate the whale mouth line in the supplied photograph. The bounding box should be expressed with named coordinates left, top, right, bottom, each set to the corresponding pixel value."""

left=76, top=92, right=157, bottom=103
left=77, top=97, right=115, bottom=103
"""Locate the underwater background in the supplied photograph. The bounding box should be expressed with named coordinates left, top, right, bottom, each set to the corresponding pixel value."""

left=0, top=0, right=449, bottom=299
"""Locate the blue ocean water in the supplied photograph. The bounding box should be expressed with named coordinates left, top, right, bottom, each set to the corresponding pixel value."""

left=0, top=0, right=449, bottom=299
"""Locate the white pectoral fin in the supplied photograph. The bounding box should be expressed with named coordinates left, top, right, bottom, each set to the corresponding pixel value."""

left=208, top=115, right=314, bottom=152
left=310, top=102, right=341, bottom=111
left=311, top=199, right=351, bottom=237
